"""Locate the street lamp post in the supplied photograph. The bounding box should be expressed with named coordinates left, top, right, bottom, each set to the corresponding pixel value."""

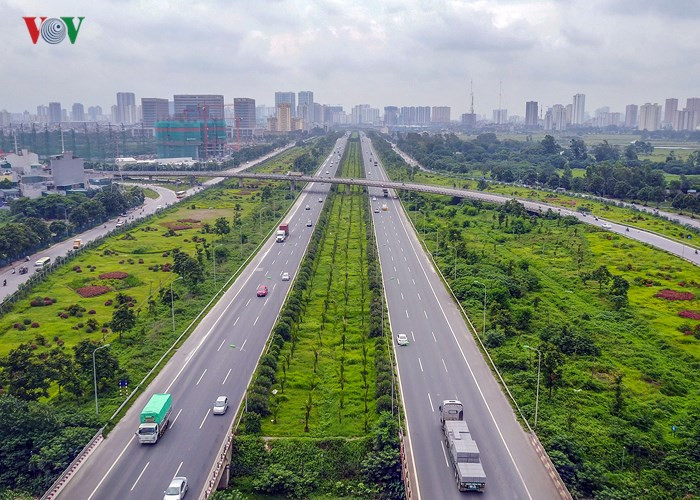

left=473, top=281, right=486, bottom=338
left=452, top=245, right=457, bottom=280
left=171, top=276, right=183, bottom=334
left=92, top=343, right=111, bottom=415
left=213, top=244, right=222, bottom=289
left=523, top=344, right=542, bottom=429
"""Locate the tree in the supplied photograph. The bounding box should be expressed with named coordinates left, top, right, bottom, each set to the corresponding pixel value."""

left=0, top=343, right=53, bottom=400
left=541, top=342, right=565, bottom=398
left=111, top=304, right=136, bottom=341
left=612, top=374, right=625, bottom=416
left=541, top=135, right=561, bottom=155
left=214, top=217, right=230, bottom=239
left=73, top=340, right=119, bottom=390
left=69, top=205, right=89, bottom=227
left=49, top=220, right=69, bottom=236
left=610, top=275, right=629, bottom=309
left=569, top=138, right=588, bottom=161
left=591, top=265, right=612, bottom=293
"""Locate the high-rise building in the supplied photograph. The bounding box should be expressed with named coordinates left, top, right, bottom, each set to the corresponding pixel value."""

left=686, top=98, right=700, bottom=129
left=155, top=119, right=226, bottom=159
left=572, top=94, right=586, bottom=125
left=461, top=113, right=476, bottom=127
left=233, top=98, right=256, bottom=129
left=431, top=106, right=451, bottom=124
left=298, top=91, right=313, bottom=107
left=624, top=104, right=638, bottom=128
left=173, top=95, right=224, bottom=120
left=276, top=103, right=292, bottom=132
left=275, top=92, right=296, bottom=117
left=71, top=103, right=85, bottom=121
left=676, top=109, right=697, bottom=131
left=552, top=105, right=567, bottom=131
left=525, top=101, right=538, bottom=127
left=664, top=98, right=678, bottom=128
left=492, top=109, right=508, bottom=125
left=48, top=102, right=62, bottom=123
left=384, top=106, right=399, bottom=126
left=87, top=106, right=102, bottom=122
left=415, top=106, right=431, bottom=125
left=638, top=103, right=662, bottom=131
left=116, top=92, right=136, bottom=124
left=141, top=98, right=170, bottom=128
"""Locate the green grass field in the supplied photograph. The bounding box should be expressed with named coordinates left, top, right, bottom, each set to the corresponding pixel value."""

left=263, top=139, right=375, bottom=437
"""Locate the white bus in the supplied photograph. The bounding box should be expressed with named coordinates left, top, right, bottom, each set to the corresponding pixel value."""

left=176, top=190, right=186, bottom=199
left=34, top=257, right=51, bottom=267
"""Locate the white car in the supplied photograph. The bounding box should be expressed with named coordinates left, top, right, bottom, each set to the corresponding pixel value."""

left=372, top=196, right=377, bottom=201
left=163, top=477, right=188, bottom=500
left=213, top=396, right=228, bottom=415
left=318, top=197, right=323, bottom=203
left=282, top=272, right=290, bottom=281
left=396, top=334, right=409, bottom=346
left=305, top=204, right=311, bottom=210
left=373, top=207, right=380, bottom=213
left=306, top=220, right=313, bottom=227
left=368, top=171, right=371, bottom=175
left=601, top=223, right=612, bottom=229
left=116, top=220, right=125, bottom=228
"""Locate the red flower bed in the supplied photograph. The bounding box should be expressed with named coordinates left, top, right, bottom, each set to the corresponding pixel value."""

left=679, top=310, right=700, bottom=320
left=99, top=271, right=129, bottom=279
left=76, top=285, right=111, bottom=298
left=178, top=218, right=200, bottom=223
left=655, top=289, right=695, bottom=301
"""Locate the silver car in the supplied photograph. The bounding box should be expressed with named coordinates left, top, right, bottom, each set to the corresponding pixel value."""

left=213, top=396, right=228, bottom=415
left=163, top=477, right=188, bottom=500
left=396, top=334, right=409, bottom=346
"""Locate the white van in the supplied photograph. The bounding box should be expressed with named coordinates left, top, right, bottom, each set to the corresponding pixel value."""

left=35, top=257, right=51, bottom=267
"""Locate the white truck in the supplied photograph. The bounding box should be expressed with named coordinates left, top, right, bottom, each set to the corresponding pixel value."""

left=439, top=400, right=486, bottom=492
left=276, top=223, right=289, bottom=243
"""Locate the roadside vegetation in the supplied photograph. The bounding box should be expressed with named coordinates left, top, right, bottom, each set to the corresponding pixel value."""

left=0, top=186, right=145, bottom=267
left=0, top=137, right=339, bottom=496
left=223, top=135, right=403, bottom=499
left=371, top=134, right=700, bottom=498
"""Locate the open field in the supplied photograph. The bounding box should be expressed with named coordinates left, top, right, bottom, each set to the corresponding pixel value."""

left=404, top=191, right=700, bottom=497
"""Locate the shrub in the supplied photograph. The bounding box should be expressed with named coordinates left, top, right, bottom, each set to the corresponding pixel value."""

left=98, top=272, right=129, bottom=279
left=105, top=299, right=113, bottom=306
left=241, top=412, right=262, bottom=434
left=247, top=393, right=269, bottom=415
left=484, top=328, right=507, bottom=348
left=376, top=394, right=393, bottom=414
left=258, top=365, right=276, bottom=383
left=654, top=289, right=695, bottom=301
left=23, top=318, right=32, bottom=325
left=679, top=310, right=700, bottom=320
left=88, top=309, right=96, bottom=314
left=76, top=285, right=111, bottom=298
left=31, top=322, right=39, bottom=328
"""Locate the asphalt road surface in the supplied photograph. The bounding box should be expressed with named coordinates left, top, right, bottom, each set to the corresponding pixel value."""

left=360, top=132, right=562, bottom=500
left=56, top=136, right=349, bottom=500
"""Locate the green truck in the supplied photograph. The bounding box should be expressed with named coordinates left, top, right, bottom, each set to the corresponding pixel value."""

left=137, top=393, right=172, bottom=444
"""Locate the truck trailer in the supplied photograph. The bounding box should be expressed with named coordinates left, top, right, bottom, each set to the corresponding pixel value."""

left=276, top=223, right=289, bottom=243
left=137, top=393, right=172, bottom=444
left=439, top=400, right=486, bottom=491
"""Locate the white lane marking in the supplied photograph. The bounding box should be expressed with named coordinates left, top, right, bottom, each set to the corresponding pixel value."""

left=246, top=298, right=251, bottom=306
left=393, top=266, right=397, bottom=273
left=196, top=368, right=207, bottom=385
left=397, top=278, right=400, bottom=285
left=440, top=441, right=450, bottom=467
left=254, top=315, right=259, bottom=326
left=417, top=292, right=422, bottom=301
left=407, top=266, right=411, bottom=272
left=391, top=255, right=394, bottom=262
left=240, top=339, right=248, bottom=351
left=271, top=259, right=276, bottom=265
left=401, top=292, right=404, bottom=300
left=285, top=259, right=289, bottom=265
left=87, top=435, right=136, bottom=500
left=223, top=368, right=232, bottom=385
left=404, top=256, right=407, bottom=262
left=432, top=331, right=437, bottom=342
left=217, top=339, right=226, bottom=352
left=264, top=298, right=269, bottom=306
left=171, top=408, right=183, bottom=428
left=424, top=310, right=428, bottom=319
left=174, top=461, right=183, bottom=478
left=394, top=200, right=534, bottom=500
left=277, top=250, right=281, bottom=255
left=295, top=242, right=298, bottom=247
left=130, top=462, right=149, bottom=491
left=411, top=330, right=415, bottom=342
left=412, top=278, right=416, bottom=285
left=442, top=358, right=448, bottom=373
left=199, top=409, right=210, bottom=429
left=418, top=357, right=424, bottom=372
left=405, top=309, right=409, bottom=318
left=427, top=391, right=433, bottom=411
left=234, top=316, right=239, bottom=326
left=272, top=283, right=277, bottom=291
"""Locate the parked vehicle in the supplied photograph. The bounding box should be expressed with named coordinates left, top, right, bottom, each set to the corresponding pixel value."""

left=138, top=393, right=172, bottom=444
left=276, top=223, right=289, bottom=242
left=439, top=400, right=486, bottom=491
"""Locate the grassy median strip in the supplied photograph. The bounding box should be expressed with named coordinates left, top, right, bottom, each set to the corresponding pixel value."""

left=222, top=134, right=404, bottom=499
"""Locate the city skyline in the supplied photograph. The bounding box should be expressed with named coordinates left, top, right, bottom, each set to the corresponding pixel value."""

left=3, top=0, right=700, bottom=114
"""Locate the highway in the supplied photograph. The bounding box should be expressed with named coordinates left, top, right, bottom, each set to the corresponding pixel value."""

left=55, top=135, right=349, bottom=500
left=360, top=132, right=564, bottom=499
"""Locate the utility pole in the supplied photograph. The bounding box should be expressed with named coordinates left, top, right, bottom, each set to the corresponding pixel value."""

left=523, top=345, right=542, bottom=429
left=92, top=343, right=111, bottom=415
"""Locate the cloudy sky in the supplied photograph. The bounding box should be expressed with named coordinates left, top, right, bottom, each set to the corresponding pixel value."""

left=2, top=0, right=699, bottom=117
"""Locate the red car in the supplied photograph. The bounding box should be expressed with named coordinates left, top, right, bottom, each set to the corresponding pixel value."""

left=256, top=285, right=268, bottom=297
